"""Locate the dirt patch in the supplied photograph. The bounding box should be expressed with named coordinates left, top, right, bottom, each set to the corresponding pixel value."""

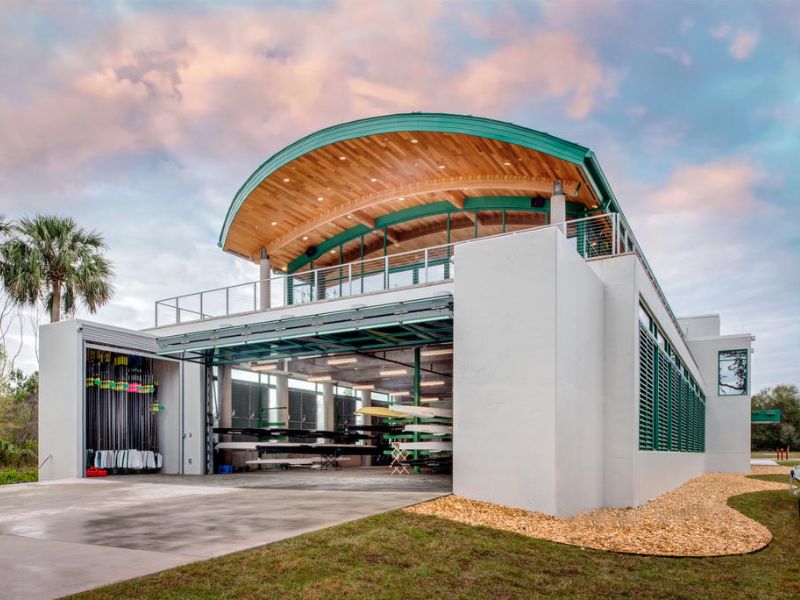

left=405, top=470, right=789, bottom=557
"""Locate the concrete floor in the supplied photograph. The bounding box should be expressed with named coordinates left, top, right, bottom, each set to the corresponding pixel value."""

left=0, top=468, right=450, bottom=599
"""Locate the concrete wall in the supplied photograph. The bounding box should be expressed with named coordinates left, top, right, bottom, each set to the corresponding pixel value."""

left=589, top=255, right=709, bottom=508
left=153, top=359, right=181, bottom=474
left=554, top=234, right=605, bottom=517
left=453, top=227, right=604, bottom=518
left=39, top=321, right=84, bottom=480
left=679, top=315, right=721, bottom=339
left=587, top=255, right=639, bottom=508
left=684, top=330, right=752, bottom=473
left=181, top=361, right=207, bottom=475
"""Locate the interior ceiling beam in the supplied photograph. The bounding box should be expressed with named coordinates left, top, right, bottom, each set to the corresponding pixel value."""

left=266, top=175, right=580, bottom=253
left=347, top=210, right=398, bottom=245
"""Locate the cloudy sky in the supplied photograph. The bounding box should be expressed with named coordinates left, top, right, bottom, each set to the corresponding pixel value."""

left=1, top=0, right=798, bottom=391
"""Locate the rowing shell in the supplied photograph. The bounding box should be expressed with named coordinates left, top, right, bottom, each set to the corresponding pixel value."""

left=391, top=405, right=453, bottom=419
left=356, top=406, right=411, bottom=419
left=403, top=424, right=453, bottom=435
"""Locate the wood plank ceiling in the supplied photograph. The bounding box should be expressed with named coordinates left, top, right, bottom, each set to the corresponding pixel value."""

left=223, top=131, right=601, bottom=271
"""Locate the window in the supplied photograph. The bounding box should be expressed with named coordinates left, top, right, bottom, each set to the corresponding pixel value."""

left=288, top=389, right=319, bottom=430
left=638, top=302, right=705, bottom=453
left=718, top=349, right=748, bottom=396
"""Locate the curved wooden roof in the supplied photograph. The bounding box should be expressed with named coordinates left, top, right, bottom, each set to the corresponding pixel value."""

left=219, top=113, right=621, bottom=271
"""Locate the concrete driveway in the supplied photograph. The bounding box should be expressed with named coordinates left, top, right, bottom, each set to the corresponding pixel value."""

left=0, top=469, right=450, bottom=599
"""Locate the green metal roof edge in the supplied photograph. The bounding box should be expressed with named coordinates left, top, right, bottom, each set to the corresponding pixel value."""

left=218, top=112, right=615, bottom=249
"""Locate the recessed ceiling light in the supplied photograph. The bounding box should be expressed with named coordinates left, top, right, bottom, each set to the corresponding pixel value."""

left=420, top=397, right=439, bottom=403
left=410, top=139, right=418, bottom=144
left=438, top=165, right=446, bottom=169
left=347, top=214, right=353, bottom=219
left=251, top=362, right=278, bottom=371
left=339, top=156, right=347, bottom=161
left=317, top=196, right=324, bottom=202
left=503, top=161, right=511, bottom=166
left=352, top=384, right=375, bottom=391
left=271, top=221, right=278, bottom=226
left=420, top=380, right=445, bottom=387
left=302, top=236, right=309, bottom=241
left=381, top=368, right=408, bottom=377
left=370, top=178, right=378, bottom=182
left=330, top=250, right=336, bottom=254
left=327, top=357, right=357, bottom=366
left=591, top=204, right=599, bottom=209
left=421, top=348, right=453, bottom=357
left=307, top=375, right=332, bottom=382
left=283, top=177, right=291, bottom=182
left=398, top=197, right=405, bottom=201
left=390, top=391, right=411, bottom=397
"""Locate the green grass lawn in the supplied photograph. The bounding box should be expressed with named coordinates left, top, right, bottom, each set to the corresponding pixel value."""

left=72, top=482, right=800, bottom=600
left=0, top=466, right=37, bottom=485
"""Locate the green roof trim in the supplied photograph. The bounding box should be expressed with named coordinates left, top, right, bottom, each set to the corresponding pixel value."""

left=218, top=112, right=622, bottom=249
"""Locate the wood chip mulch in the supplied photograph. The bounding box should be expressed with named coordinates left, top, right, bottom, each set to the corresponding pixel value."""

left=405, top=468, right=791, bottom=557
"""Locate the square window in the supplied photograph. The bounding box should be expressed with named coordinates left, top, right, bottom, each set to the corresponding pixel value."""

left=718, top=349, right=748, bottom=396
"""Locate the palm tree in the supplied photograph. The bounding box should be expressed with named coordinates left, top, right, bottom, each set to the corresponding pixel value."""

left=0, top=215, right=114, bottom=322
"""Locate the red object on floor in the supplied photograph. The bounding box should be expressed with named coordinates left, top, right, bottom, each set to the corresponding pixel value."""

left=86, top=467, right=107, bottom=477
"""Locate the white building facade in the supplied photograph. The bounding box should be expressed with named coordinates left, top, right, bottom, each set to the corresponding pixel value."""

left=38, top=113, right=752, bottom=519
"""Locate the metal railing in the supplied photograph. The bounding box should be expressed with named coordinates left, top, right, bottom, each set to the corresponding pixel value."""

left=154, top=212, right=683, bottom=337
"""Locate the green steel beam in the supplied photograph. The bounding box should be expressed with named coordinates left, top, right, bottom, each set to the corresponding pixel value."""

left=413, top=346, right=421, bottom=473
left=288, top=196, right=586, bottom=272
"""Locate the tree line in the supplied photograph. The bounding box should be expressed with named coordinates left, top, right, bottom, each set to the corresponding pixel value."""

left=0, top=215, right=114, bottom=472
left=751, top=384, right=800, bottom=451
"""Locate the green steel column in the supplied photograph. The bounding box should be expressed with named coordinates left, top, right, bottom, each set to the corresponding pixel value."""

left=383, top=227, right=389, bottom=290
left=413, top=346, right=421, bottom=473
left=360, top=234, right=365, bottom=293
left=444, top=213, right=451, bottom=279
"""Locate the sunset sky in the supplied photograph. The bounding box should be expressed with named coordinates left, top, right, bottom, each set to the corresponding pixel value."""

left=1, top=1, right=798, bottom=390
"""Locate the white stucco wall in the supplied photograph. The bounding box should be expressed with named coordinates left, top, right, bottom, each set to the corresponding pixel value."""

left=588, top=255, right=639, bottom=507
left=679, top=315, right=721, bottom=339
left=181, top=360, right=207, bottom=475
left=39, top=320, right=84, bottom=480
left=589, top=254, right=709, bottom=508
left=453, top=227, right=604, bottom=518
left=154, top=359, right=181, bottom=474
left=453, top=227, right=559, bottom=515
left=554, top=234, right=605, bottom=517
left=685, top=332, right=752, bottom=473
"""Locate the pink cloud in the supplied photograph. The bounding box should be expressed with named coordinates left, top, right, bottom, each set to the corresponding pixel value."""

left=645, top=158, right=766, bottom=216
left=729, top=30, right=759, bottom=60
left=457, top=32, right=616, bottom=119
left=709, top=23, right=759, bottom=60
left=0, top=1, right=620, bottom=192
left=655, top=46, right=692, bottom=67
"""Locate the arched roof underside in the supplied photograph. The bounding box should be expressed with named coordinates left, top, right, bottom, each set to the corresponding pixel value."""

left=219, top=113, right=623, bottom=272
